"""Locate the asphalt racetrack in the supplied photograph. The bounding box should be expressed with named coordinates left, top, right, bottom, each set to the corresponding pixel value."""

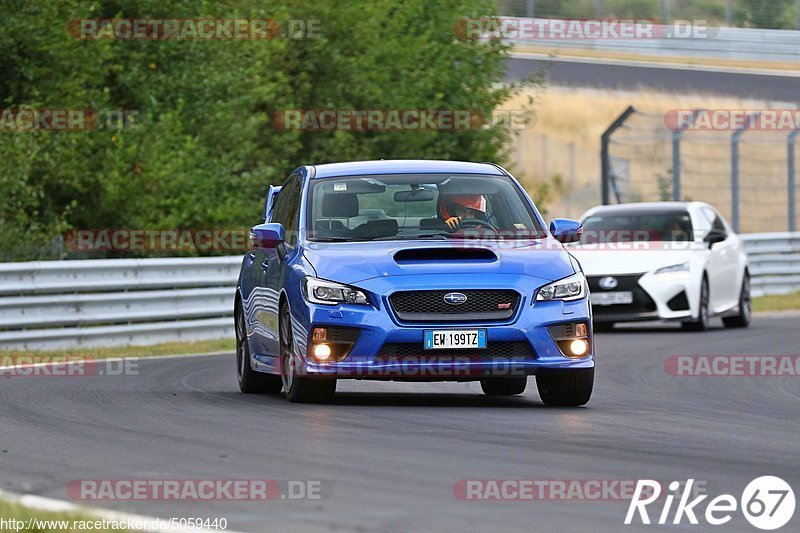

left=1, top=315, right=798, bottom=532
left=506, top=55, right=800, bottom=102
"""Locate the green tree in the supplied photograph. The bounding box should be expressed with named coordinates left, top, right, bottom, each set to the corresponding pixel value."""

left=0, top=0, right=540, bottom=260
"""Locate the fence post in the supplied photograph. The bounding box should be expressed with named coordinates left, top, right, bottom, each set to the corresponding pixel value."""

left=601, top=106, right=636, bottom=205
left=526, top=0, right=535, bottom=18
left=568, top=142, right=576, bottom=217
left=789, top=129, right=799, bottom=232
left=670, top=109, right=704, bottom=202
left=672, top=130, right=681, bottom=201
left=730, top=112, right=759, bottom=233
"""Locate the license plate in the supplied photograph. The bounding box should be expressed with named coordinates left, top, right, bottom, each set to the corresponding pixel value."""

left=424, top=329, right=487, bottom=350
left=591, top=291, right=634, bottom=306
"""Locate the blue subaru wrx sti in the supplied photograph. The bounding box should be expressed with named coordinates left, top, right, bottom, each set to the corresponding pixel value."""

left=235, top=160, right=594, bottom=405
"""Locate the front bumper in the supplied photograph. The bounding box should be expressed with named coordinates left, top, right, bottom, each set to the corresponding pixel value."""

left=289, top=274, right=594, bottom=380
left=589, top=271, right=699, bottom=323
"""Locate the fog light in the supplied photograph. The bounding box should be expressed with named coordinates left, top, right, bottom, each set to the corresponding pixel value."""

left=313, top=343, right=332, bottom=361
left=569, top=339, right=589, bottom=356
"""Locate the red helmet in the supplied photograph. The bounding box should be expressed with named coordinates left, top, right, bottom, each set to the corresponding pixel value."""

left=440, top=194, right=486, bottom=219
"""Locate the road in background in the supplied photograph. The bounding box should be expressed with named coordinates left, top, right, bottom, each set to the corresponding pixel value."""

left=1, top=315, right=798, bottom=532
left=507, top=55, right=800, bottom=101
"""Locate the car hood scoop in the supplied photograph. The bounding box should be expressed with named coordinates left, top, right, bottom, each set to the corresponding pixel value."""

left=393, top=247, right=497, bottom=263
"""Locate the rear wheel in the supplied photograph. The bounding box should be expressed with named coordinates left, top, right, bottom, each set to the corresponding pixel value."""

left=682, top=278, right=710, bottom=332
left=235, top=303, right=282, bottom=394
left=280, top=304, right=337, bottom=403
left=480, top=377, right=527, bottom=396
left=722, top=274, right=751, bottom=328
left=536, top=368, right=594, bottom=406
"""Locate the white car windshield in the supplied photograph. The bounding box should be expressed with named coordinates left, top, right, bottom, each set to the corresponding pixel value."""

left=581, top=210, right=694, bottom=243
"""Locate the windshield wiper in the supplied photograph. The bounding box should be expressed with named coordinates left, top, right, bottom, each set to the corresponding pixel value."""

left=311, top=237, right=367, bottom=242
left=370, top=233, right=450, bottom=241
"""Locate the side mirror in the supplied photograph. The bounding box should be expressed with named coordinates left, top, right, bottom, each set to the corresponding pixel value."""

left=704, top=229, right=727, bottom=248
left=250, top=223, right=285, bottom=249
left=550, top=218, right=583, bottom=244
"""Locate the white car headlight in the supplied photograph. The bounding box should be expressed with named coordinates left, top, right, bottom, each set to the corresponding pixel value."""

left=653, top=261, right=690, bottom=279
left=302, top=277, right=369, bottom=305
left=536, top=272, right=587, bottom=302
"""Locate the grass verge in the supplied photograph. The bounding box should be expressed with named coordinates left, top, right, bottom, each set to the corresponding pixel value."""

left=0, top=338, right=234, bottom=366
left=0, top=499, right=124, bottom=532
left=753, top=292, right=800, bottom=313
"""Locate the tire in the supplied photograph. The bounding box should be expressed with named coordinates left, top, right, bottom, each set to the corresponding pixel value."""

left=235, top=302, right=282, bottom=394
left=593, top=322, right=615, bottom=332
left=682, top=277, right=710, bottom=332
left=536, top=368, right=594, bottom=407
left=279, top=304, right=337, bottom=403
left=722, top=273, right=751, bottom=329
left=480, top=377, right=527, bottom=396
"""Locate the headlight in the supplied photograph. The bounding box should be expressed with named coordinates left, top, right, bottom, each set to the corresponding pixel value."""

left=536, top=272, right=587, bottom=302
left=653, top=262, right=690, bottom=278
left=302, top=277, right=369, bottom=305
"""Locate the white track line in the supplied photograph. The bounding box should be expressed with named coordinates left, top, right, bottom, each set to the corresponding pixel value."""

left=0, top=489, right=244, bottom=533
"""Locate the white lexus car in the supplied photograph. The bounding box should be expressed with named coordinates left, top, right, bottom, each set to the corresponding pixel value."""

left=567, top=202, right=750, bottom=331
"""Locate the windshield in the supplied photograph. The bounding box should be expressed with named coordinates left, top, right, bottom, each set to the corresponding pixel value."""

left=306, top=173, right=545, bottom=242
left=580, top=210, right=694, bottom=243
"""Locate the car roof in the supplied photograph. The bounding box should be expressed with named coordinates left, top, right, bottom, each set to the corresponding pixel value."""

left=309, top=160, right=506, bottom=179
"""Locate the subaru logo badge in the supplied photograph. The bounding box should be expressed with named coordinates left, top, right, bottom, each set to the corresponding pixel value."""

left=598, top=276, right=618, bottom=290
left=443, top=292, right=467, bottom=305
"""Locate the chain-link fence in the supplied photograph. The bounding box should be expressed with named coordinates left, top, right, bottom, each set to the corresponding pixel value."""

left=601, top=107, right=800, bottom=233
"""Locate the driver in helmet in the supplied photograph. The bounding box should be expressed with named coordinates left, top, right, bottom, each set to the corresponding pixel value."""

left=439, top=194, right=487, bottom=231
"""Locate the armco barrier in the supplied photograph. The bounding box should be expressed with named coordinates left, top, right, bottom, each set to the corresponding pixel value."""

left=500, top=18, right=800, bottom=63
left=0, top=234, right=797, bottom=350
left=0, top=257, right=241, bottom=350
left=741, top=233, right=800, bottom=297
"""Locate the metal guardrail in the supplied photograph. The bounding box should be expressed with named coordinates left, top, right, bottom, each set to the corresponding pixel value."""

left=741, top=233, right=800, bottom=297
left=0, top=234, right=797, bottom=350
left=0, top=257, right=241, bottom=350
left=502, top=17, right=800, bottom=63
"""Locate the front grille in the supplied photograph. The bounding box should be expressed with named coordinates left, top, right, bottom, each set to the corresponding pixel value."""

left=587, top=274, right=657, bottom=315
left=378, top=341, right=535, bottom=360
left=389, top=290, right=519, bottom=322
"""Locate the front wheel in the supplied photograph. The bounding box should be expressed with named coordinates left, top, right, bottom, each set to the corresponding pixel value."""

left=480, top=377, right=527, bottom=396
left=593, top=322, right=615, bottom=333
left=279, top=304, right=337, bottom=403
left=722, top=274, right=751, bottom=328
left=235, top=303, right=282, bottom=394
left=682, top=278, right=710, bottom=332
left=536, top=368, right=594, bottom=406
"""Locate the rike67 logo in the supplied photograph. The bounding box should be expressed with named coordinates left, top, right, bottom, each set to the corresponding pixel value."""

left=626, top=477, right=795, bottom=530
